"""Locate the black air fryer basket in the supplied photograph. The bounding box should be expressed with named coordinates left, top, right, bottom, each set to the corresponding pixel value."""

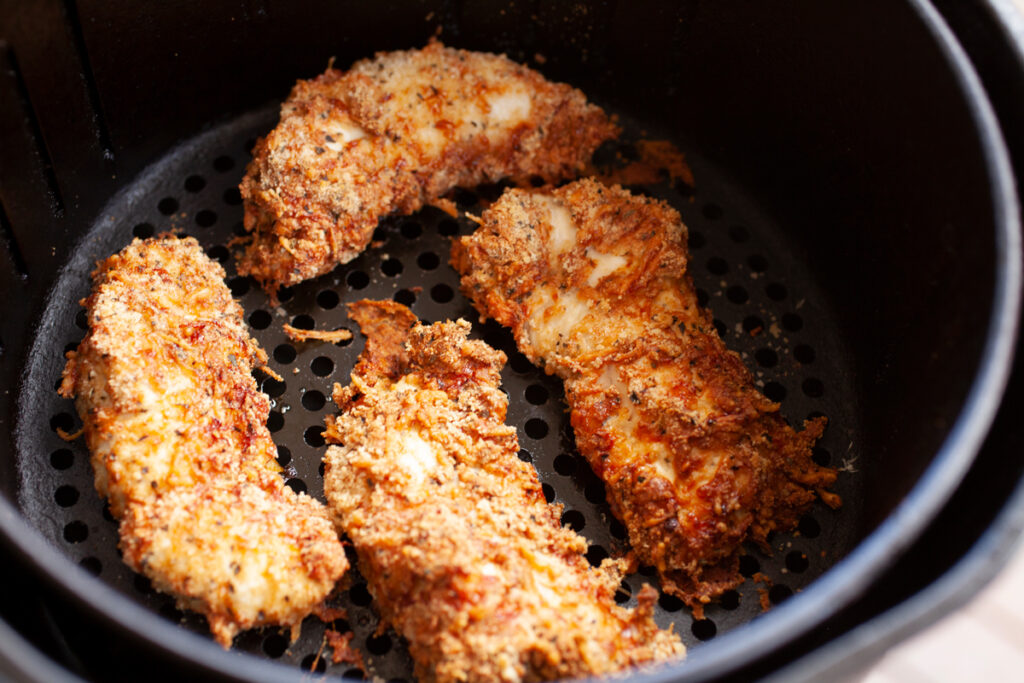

left=1, top=1, right=1022, bottom=681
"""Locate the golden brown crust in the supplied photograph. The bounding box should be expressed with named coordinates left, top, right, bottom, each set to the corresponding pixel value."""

left=323, top=300, right=683, bottom=683
left=239, top=41, right=618, bottom=295
left=452, top=179, right=840, bottom=612
left=60, top=236, right=347, bottom=646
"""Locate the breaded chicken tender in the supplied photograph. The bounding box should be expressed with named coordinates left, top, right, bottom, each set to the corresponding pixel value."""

left=60, top=237, right=347, bottom=646
left=452, top=179, right=840, bottom=613
left=322, top=301, right=683, bottom=683
left=239, top=40, right=618, bottom=295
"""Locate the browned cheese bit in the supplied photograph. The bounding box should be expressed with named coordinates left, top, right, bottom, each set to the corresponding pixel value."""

left=60, top=237, right=347, bottom=646
left=451, top=179, right=841, bottom=615
left=322, top=300, right=683, bottom=683
left=239, top=40, right=618, bottom=295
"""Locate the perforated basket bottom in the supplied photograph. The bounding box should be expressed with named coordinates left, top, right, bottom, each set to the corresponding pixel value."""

left=17, top=105, right=861, bottom=680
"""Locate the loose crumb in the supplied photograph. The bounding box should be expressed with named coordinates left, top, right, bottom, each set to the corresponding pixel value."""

left=326, top=629, right=365, bottom=667
left=283, top=324, right=353, bottom=343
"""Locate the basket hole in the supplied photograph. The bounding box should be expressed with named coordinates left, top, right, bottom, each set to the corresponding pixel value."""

left=702, top=203, right=723, bottom=220
left=347, top=271, right=370, bottom=290
left=726, top=285, right=748, bottom=304
left=223, top=187, right=242, bottom=206
left=267, top=411, right=284, bottom=432
left=764, top=381, right=786, bottom=402
left=213, top=155, right=235, bottom=172
left=517, top=448, right=532, bottom=463
left=157, top=197, right=179, bottom=215
left=316, top=290, right=340, bottom=310
left=728, top=225, right=750, bottom=243
left=713, top=319, right=726, bottom=337
left=349, top=583, right=372, bottom=606
left=755, top=348, right=778, bottom=368
left=785, top=551, right=809, bottom=574
left=615, top=581, right=632, bottom=604
left=184, top=175, right=206, bottom=193
left=262, top=378, right=286, bottom=398
left=302, top=390, right=326, bottom=411
left=273, top=344, right=297, bottom=364
left=263, top=633, right=288, bottom=658
left=720, top=589, right=740, bottom=610
left=246, top=310, right=271, bottom=331
left=290, top=314, right=314, bottom=330
left=55, top=485, right=79, bottom=508
left=430, top=283, right=453, bottom=303
left=417, top=252, right=440, bottom=271
left=766, top=283, right=788, bottom=301
left=508, top=351, right=534, bottom=374
left=738, top=554, right=760, bottom=577
left=311, top=356, right=334, bottom=377
left=344, top=669, right=365, bottom=680
left=553, top=453, right=577, bottom=476
left=542, top=483, right=555, bottom=503
left=561, top=510, right=585, bottom=532
left=610, top=519, right=628, bottom=540
left=812, top=446, right=831, bottom=467
left=206, top=245, right=229, bottom=263
left=381, top=258, right=403, bottom=277
left=401, top=221, right=423, bottom=239
left=367, top=633, right=392, bottom=656
left=195, top=210, right=217, bottom=228
left=50, top=412, right=75, bottom=433
left=132, top=222, right=155, bottom=239
left=584, top=480, right=606, bottom=504
left=304, top=426, right=325, bottom=448
left=794, top=344, right=816, bottom=364
left=696, top=289, right=709, bottom=308
left=79, top=556, right=101, bottom=576
left=743, top=315, right=764, bottom=333
left=524, top=418, right=548, bottom=439
left=75, top=309, right=88, bottom=330
left=229, top=276, right=252, bottom=297
left=798, top=515, right=821, bottom=538
left=300, top=653, right=326, bottom=673
left=286, top=478, right=308, bottom=495
left=50, top=449, right=74, bottom=470
left=658, top=593, right=684, bottom=612
left=688, top=231, right=706, bottom=250
left=706, top=257, right=728, bottom=275
left=769, top=584, right=794, bottom=605
left=394, top=289, right=416, bottom=306
left=63, top=520, right=88, bottom=543
left=782, top=313, right=803, bottom=331
left=277, top=445, right=292, bottom=467
left=692, top=619, right=717, bottom=641
left=525, top=384, right=548, bottom=405
left=585, top=544, right=609, bottom=567
left=438, top=219, right=459, bottom=236
left=802, top=377, right=824, bottom=398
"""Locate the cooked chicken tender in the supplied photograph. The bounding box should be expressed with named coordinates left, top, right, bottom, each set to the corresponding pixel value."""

left=239, top=40, right=618, bottom=294
left=322, top=300, right=683, bottom=683
left=60, top=237, right=347, bottom=646
left=452, top=179, right=840, bottom=613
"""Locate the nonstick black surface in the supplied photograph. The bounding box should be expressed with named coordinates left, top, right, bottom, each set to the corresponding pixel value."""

left=15, top=104, right=860, bottom=679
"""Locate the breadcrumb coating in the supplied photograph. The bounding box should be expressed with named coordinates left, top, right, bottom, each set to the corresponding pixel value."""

left=452, top=179, right=840, bottom=613
left=323, top=300, right=683, bottom=683
left=239, top=40, right=618, bottom=294
left=60, top=236, right=347, bottom=646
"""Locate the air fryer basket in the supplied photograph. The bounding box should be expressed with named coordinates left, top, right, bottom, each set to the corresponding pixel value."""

left=0, top=1, right=1019, bottom=682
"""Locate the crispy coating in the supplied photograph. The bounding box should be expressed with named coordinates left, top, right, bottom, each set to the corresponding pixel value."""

left=60, top=237, right=347, bottom=646
left=322, top=301, right=683, bottom=683
left=452, top=179, right=840, bottom=612
left=239, top=40, right=618, bottom=294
